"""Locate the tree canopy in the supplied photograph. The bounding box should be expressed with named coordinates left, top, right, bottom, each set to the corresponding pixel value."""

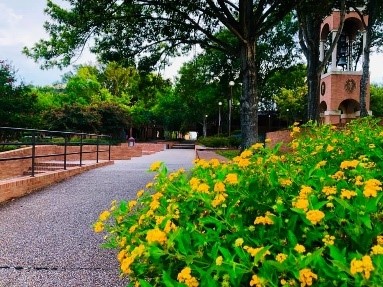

left=24, top=0, right=301, bottom=148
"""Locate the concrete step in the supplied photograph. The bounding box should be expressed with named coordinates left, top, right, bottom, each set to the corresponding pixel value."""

left=171, top=144, right=195, bottom=149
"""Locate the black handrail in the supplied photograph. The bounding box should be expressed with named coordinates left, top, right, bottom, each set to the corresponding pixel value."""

left=0, top=127, right=112, bottom=177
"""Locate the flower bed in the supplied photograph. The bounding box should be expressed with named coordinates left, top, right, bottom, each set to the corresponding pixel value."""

left=95, top=118, right=383, bottom=286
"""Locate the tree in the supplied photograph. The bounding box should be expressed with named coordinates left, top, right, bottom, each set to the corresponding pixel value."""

left=370, top=84, right=383, bottom=117
left=0, top=60, right=39, bottom=128
left=24, top=0, right=301, bottom=148
left=353, top=1, right=383, bottom=116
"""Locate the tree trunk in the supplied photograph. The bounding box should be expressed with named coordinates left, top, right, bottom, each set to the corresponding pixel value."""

left=307, top=58, right=321, bottom=121
left=239, top=41, right=258, bottom=149
left=360, top=0, right=375, bottom=117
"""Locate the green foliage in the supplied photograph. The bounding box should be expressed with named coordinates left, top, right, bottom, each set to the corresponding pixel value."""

left=0, top=60, right=39, bottom=128
left=370, top=84, right=383, bottom=117
left=215, top=149, right=240, bottom=160
left=198, top=136, right=241, bottom=148
left=95, top=118, right=383, bottom=286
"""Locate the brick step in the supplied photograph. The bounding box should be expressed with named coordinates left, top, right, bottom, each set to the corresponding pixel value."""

left=34, top=162, right=79, bottom=168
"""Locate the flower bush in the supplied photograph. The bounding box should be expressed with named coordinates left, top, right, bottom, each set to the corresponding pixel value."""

left=94, top=118, right=383, bottom=286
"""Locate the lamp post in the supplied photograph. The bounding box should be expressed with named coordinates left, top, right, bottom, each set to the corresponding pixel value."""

left=218, top=101, right=222, bottom=136
left=228, top=80, right=235, bottom=136
left=203, top=114, right=208, bottom=137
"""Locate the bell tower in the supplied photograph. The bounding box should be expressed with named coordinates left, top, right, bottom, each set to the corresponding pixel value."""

left=319, top=9, right=371, bottom=124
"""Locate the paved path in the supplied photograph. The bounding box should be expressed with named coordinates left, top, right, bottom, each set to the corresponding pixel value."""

left=0, top=149, right=196, bottom=287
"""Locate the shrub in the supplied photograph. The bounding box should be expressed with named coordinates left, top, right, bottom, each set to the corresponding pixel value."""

left=95, top=118, right=383, bottom=286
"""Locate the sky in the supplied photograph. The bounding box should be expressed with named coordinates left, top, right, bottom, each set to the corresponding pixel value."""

left=0, top=1, right=382, bottom=86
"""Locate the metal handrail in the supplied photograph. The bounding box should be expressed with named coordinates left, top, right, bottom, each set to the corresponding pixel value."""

left=0, top=127, right=112, bottom=177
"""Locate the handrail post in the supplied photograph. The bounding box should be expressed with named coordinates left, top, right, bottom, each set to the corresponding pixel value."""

left=108, top=136, right=111, bottom=161
left=64, top=134, right=68, bottom=170
left=80, top=134, right=83, bottom=166
left=96, top=135, right=99, bottom=163
left=31, top=130, right=36, bottom=177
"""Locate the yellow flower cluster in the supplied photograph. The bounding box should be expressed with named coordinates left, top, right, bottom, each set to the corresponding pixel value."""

left=93, top=221, right=104, bottom=233
left=350, top=255, right=374, bottom=279
left=194, top=159, right=210, bottom=169
left=292, top=198, right=309, bottom=211
left=99, top=210, right=111, bottom=221
left=254, top=212, right=274, bottom=225
left=340, top=159, right=359, bottom=169
left=322, top=234, right=335, bottom=246
left=306, top=210, right=325, bottom=225
left=240, top=150, right=253, bottom=158
left=371, top=245, right=383, bottom=255
left=279, top=178, right=292, bottom=187
left=243, top=246, right=270, bottom=258
left=251, top=143, right=264, bottom=150
left=212, top=193, right=227, bottom=207
left=225, top=173, right=239, bottom=185
left=149, top=161, right=162, bottom=171
left=93, top=209, right=112, bottom=232
left=189, top=177, right=200, bottom=190
left=292, top=185, right=313, bottom=211
left=322, top=186, right=337, bottom=196
left=299, top=268, right=317, bottom=287
left=377, top=235, right=383, bottom=245
left=214, top=181, right=226, bottom=193
left=215, top=256, right=223, bottom=266
left=146, top=228, right=167, bottom=245
left=119, top=244, right=145, bottom=274
left=177, top=267, right=199, bottom=287
left=275, top=253, right=287, bottom=263
left=332, top=170, right=346, bottom=180
left=363, top=179, right=382, bottom=198
left=235, top=238, right=244, bottom=247
left=209, top=158, right=220, bottom=168
left=164, top=219, right=177, bottom=233
left=340, top=189, right=357, bottom=199
left=315, top=160, right=327, bottom=169
left=197, top=183, right=210, bottom=193
left=249, top=274, right=263, bottom=287
left=290, top=125, right=300, bottom=137
left=294, top=244, right=306, bottom=254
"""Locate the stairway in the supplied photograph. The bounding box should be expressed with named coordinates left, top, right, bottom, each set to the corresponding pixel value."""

left=23, top=162, right=80, bottom=175
left=171, top=141, right=196, bottom=149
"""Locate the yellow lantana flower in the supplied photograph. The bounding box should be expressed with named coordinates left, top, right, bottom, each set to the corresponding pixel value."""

left=93, top=221, right=104, bottom=233
left=275, top=253, right=287, bottom=263
left=306, top=210, right=325, bottom=225
left=294, top=244, right=306, bottom=254
left=177, top=267, right=199, bottom=287
left=350, top=255, right=374, bottom=279
left=146, top=228, right=167, bottom=245
left=149, top=161, right=162, bottom=171
left=216, top=256, right=223, bottom=266
left=249, top=274, right=263, bottom=287
left=225, top=173, right=239, bottom=185
left=299, top=268, right=317, bottom=287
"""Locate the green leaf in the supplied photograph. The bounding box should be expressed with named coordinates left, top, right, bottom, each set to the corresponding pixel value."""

left=359, top=215, right=372, bottom=229
left=139, top=279, right=154, bottom=287
left=162, top=270, right=176, bottom=287
left=333, top=197, right=356, bottom=212
left=287, top=230, right=297, bottom=245
left=269, top=169, right=278, bottom=186
left=329, top=245, right=346, bottom=262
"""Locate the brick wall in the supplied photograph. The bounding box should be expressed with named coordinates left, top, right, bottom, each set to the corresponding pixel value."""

left=265, top=129, right=292, bottom=153
left=0, top=161, right=113, bottom=203
left=0, top=143, right=165, bottom=179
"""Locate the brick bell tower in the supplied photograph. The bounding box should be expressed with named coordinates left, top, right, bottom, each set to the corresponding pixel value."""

left=319, top=9, right=371, bottom=124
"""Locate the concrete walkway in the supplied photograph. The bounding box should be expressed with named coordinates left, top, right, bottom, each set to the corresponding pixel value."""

left=0, top=149, right=196, bottom=287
